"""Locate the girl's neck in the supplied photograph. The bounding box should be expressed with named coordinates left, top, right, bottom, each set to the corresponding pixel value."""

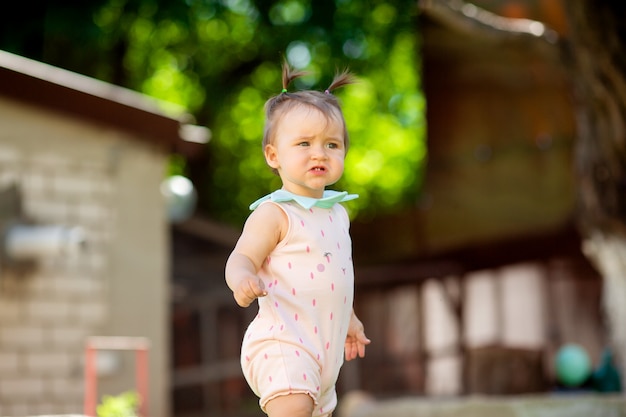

left=280, top=187, right=324, bottom=199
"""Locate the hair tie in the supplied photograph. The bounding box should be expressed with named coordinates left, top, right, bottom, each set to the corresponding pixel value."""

left=281, top=88, right=288, bottom=93
left=324, top=89, right=330, bottom=95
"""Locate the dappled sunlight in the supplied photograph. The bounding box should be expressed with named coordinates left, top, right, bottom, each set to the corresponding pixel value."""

left=286, top=41, right=312, bottom=68
left=269, top=0, right=310, bottom=25
left=90, top=0, right=427, bottom=224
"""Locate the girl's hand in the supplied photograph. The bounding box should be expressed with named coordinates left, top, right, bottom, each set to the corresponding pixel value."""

left=345, top=311, right=371, bottom=361
left=233, top=274, right=267, bottom=308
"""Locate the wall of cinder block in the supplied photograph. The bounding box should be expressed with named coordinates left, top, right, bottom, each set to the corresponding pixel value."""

left=0, top=96, right=170, bottom=416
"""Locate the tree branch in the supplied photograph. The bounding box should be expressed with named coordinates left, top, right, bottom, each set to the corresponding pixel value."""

left=418, top=0, right=560, bottom=46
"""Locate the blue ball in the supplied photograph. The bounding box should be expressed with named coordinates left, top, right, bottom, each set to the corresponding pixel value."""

left=555, top=344, right=591, bottom=387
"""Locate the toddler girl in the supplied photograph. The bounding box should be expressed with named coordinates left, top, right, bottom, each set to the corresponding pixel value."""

left=225, top=62, right=370, bottom=417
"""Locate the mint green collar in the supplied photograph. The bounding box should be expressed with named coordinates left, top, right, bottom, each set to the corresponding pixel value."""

left=249, top=189, right=359, bottom=210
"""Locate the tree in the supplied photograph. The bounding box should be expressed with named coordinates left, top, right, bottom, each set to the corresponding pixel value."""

left=564, top=0, right=626, bottom=384
left=0, top=0, right=427, bottom=224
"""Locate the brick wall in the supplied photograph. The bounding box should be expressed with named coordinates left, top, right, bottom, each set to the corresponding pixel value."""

left=0, top=97, right=170, bottom=416
left=0, top=142, right=113, bottom=415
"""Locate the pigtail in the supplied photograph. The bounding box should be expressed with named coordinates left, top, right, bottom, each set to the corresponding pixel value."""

left=325, top=68, right=357, bottom=94
left=281, top=60, right=308, bottom=92
left=266, top=61, right=305, bottom=116
left=263, top=61, right=355, bottom=157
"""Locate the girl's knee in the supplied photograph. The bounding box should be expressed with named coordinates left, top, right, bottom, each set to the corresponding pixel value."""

left=265, top=393, right=315, bottom=417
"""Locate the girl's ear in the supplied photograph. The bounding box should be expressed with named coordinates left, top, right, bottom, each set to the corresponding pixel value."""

left=264, top=144, right=279, bottom=169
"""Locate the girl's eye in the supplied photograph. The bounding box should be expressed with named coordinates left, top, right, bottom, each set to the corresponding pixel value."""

left=298, top=141, right=310, bottom=147
left=327, top=142, right=340, bottom=149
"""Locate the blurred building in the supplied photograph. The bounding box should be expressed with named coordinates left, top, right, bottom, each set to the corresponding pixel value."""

left=350, top=0, right=605, bottom=397
left=0, top=50, right=202, bottom=416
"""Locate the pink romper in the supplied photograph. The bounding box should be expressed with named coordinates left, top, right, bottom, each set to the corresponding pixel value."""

left=241, top=196, right=355, bottom=417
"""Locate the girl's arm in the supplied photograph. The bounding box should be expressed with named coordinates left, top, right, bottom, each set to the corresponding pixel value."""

left=225, top=203, right=286, bottom=307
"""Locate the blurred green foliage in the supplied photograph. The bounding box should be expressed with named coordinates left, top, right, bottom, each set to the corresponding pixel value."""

left=96, top=390, right=139, bottom=417
left=0, top=0, right=426, bottom=224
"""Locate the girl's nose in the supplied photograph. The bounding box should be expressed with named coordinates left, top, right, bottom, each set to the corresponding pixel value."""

left=311, top=144, right=328, bottom=159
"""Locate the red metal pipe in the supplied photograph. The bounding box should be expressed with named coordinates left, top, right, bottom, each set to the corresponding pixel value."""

left=83, top=337, right=150, bottom=417
left=136, top=348, right=149, bottom=417
left=84, top=345, right=97, bottom=416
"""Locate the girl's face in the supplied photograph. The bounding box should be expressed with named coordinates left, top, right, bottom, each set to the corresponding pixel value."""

left=264, top=105, right=346, bottom=198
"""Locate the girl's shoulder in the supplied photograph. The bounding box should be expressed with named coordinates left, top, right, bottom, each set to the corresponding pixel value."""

left=245, top=200, right=290, bottom=241
left=248, top=200, right=288, bottom=223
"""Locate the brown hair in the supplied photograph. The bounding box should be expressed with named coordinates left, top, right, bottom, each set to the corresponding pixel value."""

left=262, top=61, right=356, bottom=173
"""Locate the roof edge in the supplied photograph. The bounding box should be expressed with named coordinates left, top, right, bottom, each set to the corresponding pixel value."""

left=0, top=50, right=207, bottom=152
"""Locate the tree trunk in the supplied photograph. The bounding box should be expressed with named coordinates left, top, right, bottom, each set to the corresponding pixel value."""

left=565, top=0, right=626, bottom=382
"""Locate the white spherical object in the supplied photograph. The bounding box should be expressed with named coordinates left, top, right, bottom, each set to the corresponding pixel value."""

left=161, top=175, right=197, bottom=223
